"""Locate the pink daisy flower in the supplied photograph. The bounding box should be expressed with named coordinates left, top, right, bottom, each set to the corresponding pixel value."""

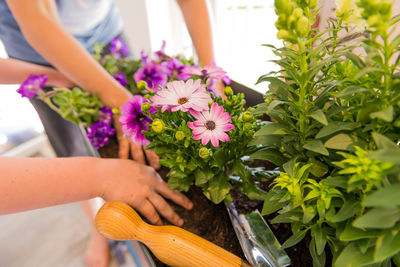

left=151, top=79, right=212, bottom=114
left=188, top=103, right=234, bottom=147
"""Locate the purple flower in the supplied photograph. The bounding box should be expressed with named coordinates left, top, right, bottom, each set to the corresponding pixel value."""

left=154, top=40, right=167, bottom=61
left=98, top=106, right=113, bottom=124
left=140, top=51, right=149, bottom=63
left=134, top=61, right=168, bottom=91
left=110, top=37, right=130, bottom=58
left=165, top=58, right=191, bottom=80
left=113, top=72, right=128, bottom=86
left=17, top=74, right=47, bottom=99
left=86, top=121, right=115, bottom=149
left=119, top=95, right=155, bottom=146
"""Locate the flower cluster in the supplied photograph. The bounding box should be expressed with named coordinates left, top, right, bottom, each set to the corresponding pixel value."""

left=16, top=74, right=47, bottom=99
left=86, top=106, right=115, bottom=149
left=120, top=78, right=260, bottom=203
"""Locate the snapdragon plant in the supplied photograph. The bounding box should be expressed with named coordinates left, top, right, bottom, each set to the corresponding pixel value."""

left=250, top=0, right=400, bottom=266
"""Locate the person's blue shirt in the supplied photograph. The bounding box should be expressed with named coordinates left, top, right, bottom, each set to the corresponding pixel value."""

left=0, top=0, right=123, bottom=65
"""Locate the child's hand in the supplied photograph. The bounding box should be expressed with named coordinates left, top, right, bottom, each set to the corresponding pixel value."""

left=98, top=159, right=192, bottom=226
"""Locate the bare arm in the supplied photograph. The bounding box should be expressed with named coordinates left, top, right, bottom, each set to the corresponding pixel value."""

left=176, top=0, right=214, bottom=66
left=0, top=156, right=192, bottom=226
left=6, top=0, right=131, bottom=109
left=0, top=57, right=74, bottom=88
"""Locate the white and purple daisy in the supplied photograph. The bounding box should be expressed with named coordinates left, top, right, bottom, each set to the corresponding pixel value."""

left=134, top=61, right=168, bottom=91
left=17, top=74, right=47, bottom=99
left=151, top=79, right=212, bottom=114
left=110, top=37, right=130, bottom=58
left=188, top=103, right=234, bottom=147
left=119, top=95, right=155, bottom=146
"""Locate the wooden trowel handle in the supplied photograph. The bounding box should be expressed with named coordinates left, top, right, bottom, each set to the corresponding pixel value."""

left=95, top=201, right=252, bottom=267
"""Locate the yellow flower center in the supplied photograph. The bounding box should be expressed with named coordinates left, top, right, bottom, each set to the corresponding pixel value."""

left=205, top=120, right=216, bottom=130
left=178, top=97, right=189, bottom=104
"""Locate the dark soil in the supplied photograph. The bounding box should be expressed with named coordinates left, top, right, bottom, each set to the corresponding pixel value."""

left=98, top=137, right=314, bottom=266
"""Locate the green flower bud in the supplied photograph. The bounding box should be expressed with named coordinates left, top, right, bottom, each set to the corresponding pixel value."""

left=141, top=102, right=150, bottom=113
left=379, top=1, right=392, bottom=17
left=394, top=118, right=400, bottom=128
left=152, top=119, right=165, bottom=133
left=367, top=14, right=380, bottom=27
left=287, top=15, right=296, bottom=27
left=225, top=100, right=233, bottom=106
left=176, top=155, right=184, bottom=163
left=243, top=122, right=253, bottom=131
left=296, top=16, right=309, bottom=37
left=277, top=29, right=290, bottom=40
left=224, top=86, right=233, bottom=96
left=242, top=111, right=253, bottom=122
left=144, top=94, right=152, bottom=100
left=294, top=8, right=303, bottom=18
left=199, top=147, right=210, bottom=159
left=137, top=80, right=149, bottom=91
left=112, top=107, right=121, bottom=116
left=175, top=131, right=185, bottom=141
left=309, top=0, right=318, bottom=10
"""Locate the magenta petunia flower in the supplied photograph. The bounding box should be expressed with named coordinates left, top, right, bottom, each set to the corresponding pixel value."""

left=119, top=95, right=155, bottom=146
left=113, top=72, right=128, bottom=86
left=86, top=121, right=115, bottom=149
left=110, top=37, right=130, bottom=58
left=188, top=103, right=234, bottom=147
left=134, top=61, right=168, bottom=91
left=151, top=79, right=212, bottom=114
left=17, top=74, right=47, bottom=99
left=164, top=58, right=191, bottom=80
left=98, top=106, right=113, bottom=124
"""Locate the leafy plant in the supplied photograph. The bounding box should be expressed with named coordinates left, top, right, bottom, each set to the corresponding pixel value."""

left=250, top=0, right=400, bottom=265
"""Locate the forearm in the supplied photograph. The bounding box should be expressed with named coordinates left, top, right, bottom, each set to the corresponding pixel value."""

left=176, top=0, right=214, bottom=66
left=0, top=157, right=102, bottom=214
left=0, top=58, right=65, bottom=87
left=6, top=0, right=131, bottom=108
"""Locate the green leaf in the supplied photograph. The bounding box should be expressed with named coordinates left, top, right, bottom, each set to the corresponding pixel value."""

left=308, top=158, right=329, bottom=178
left=335, top=242, right=375, bottom=267
left=345, top=52, right=366, bottom=69
left=253, top=102, right=270, bottom=115
left=254, top=123, right=288, bottom=136
left=368, top=148, right=400, bottom=164
left=168, top=169, right=192, bottom=191
left=283, top=158, right=296, bottom=177
left=370, top=106, right=394, bottom=122
left=313, top=224, right=327, bottom=255
left=364, top=184, right=400, bottom=207
left=324, top=176, right=348, bottom=189
left=309, top=109, right=328, bottom=126
left=194, top=168, right=214, bottom=186
left=335, top=86, right=370, bottom=97
left=316, top=122, right=359, bottom=139
left=340, top=223, right=382, bottom=241
left=213, top=148, right=225, bottom=166
left=353, top=207, right=400, bottom=229
left=303, top=206, right=316, bottom=224
left=261, top=190, right=286, bottom=215
left=324, top=134, right=358, bottom=151
left=304, top=140, right=330, bottom=156
left=393, top=252, right=400, bottom=266
left=372, top=132, right=399, bottom=150
left=271, top=210, right=303, bottom=224
left=309, top=237, right=326, bottom=267
left=330, top=200, right=361, bottom=223
left=249, top=148, right=287, bottom=166
left=374, top=229, right=400, bottom=262
left=202, top=173, right=231, bottom=204
left=281, top=229, right=308, bottom=249
left=248, top=135, right=282, bottom=147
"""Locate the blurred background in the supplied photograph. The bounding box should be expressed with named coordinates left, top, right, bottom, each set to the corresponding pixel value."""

left=0, top=1, right=278, bottom=266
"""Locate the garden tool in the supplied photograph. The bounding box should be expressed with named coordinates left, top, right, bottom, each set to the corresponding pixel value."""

left=225, top=201, right=291, bottom=267
left=95, top=200, right=253, bottom=267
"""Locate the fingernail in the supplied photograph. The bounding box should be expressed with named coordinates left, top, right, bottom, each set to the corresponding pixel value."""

left=187, top=202, right=193, bottom=210
left=178, top=219, right=184, bottom=226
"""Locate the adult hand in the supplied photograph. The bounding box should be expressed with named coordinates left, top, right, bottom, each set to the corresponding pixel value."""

left=114, top=115, right=160, bottom=169
left=98, top=159, right=192, bottom=226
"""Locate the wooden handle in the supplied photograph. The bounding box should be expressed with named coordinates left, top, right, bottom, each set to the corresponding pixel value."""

left=95, top=201, right=251, bottom=267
